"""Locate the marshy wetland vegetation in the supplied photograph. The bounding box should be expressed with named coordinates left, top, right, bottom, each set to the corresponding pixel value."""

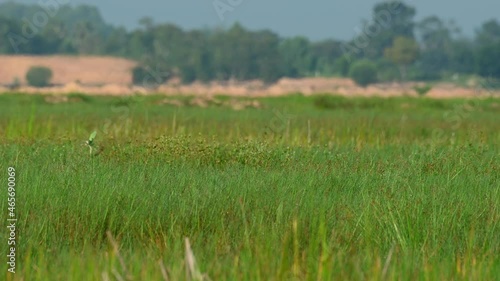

left=0, top=92, right=499, bottom=280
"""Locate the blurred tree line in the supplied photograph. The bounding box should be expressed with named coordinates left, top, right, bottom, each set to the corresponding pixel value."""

left=0, top=1, right=499, bottom=84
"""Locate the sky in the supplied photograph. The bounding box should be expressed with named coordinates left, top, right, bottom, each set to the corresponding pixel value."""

left=8, top=0, right=500, bottom=40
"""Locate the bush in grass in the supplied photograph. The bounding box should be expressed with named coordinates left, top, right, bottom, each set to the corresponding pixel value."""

left=132, top=66, right=149, bottom=86
left=313, top=94, right=390, bottom=110
left=132, top=65, right=169, bottom=87
left=314, top=95, right=355, bottom=109
left=8, top=77, right=21, bottom=90
left=67, top=92, right=94, bottom=103
left=26, top=66, right=53, bottom=87
left=413, top=85, right=432, bottom=96
left=349, top=60, right=378, bottom=87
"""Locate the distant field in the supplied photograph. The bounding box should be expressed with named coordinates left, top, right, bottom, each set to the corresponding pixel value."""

left=0, top=55, right=137, bottom=85
left=2, top=55, right=499, bottom=98
left=1, top=93, right=499, bottom=280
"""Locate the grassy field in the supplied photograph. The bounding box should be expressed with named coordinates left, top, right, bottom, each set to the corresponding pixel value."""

left=1, top=93, right=499, bottom=280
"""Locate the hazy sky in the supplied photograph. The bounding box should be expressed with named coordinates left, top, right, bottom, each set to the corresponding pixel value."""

left=9, top=0, right=500, bottom=40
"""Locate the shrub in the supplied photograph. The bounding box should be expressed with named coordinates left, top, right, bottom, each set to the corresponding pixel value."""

left=314, top=95, right=354, bottom=109
left=476, top=42, right=500, bottom=79
left=413, top=85, right=432, bottom=96
left=67, top=92, right=94, bottom=103
left=349, top=60, right=378, bottom=87
left=180, top=66, right=197, bottom=84
left=8, top=77, right=21, bottom=90
left=313, top=95, right=389, bottom=110
left=132, top=66, right=149, bottom=86
left=132, top=66, right=169, bottom=87
left=333, top=56, right=351, bottom=77
left=26, top=66, right=53, bottom=87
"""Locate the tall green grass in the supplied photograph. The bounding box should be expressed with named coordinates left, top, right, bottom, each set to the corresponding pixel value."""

left=0, top=93, right=499, bottom=280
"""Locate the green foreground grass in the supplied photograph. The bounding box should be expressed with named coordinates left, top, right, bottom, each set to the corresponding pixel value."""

left=0, top=93, right=499, bottom=280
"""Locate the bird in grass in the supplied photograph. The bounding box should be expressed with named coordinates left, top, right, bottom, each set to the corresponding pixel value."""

left=85, top=131, right=98, bottom=155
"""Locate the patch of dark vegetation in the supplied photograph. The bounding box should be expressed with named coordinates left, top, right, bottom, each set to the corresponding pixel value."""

left=313, top=95, right=396, bottom=110
left=413, top=85, right=433, bottom=96
left=67, top=92, right=94, bottom=103
left=155, top=96, right=263, bottom=110
left=145, top=136, right=295, bottom=168
left=312, top=94, right=499, bottom=112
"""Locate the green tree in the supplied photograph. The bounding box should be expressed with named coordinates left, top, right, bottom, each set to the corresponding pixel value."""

left=358, top=1, right=416, bottom=59
left=210, top=24, right=250, bottom=80
left=132, top=66, right=150, bottom=86
left=253, top=30, right=285, bottom=83
left=475, top=19, right=500, bottom=47
left=349, top=60, right=377, bottom=87
left=476, top=42, right=500, bottom=79
left=280, top=36, right=314, bottom=77
left=26, top=66, right=53, bottom=87
left=384, top=36, right=419, bottom=80
left=103, top=27, right=129, bottom=56
left=310, top=40, right=343, bottom=76
left=210, top=23, right=284, bottom=82
left=70, top=21, right=103, bottom=54
left=179, top=30, right=214, bottom=83
left=415, top=16, right=463, bottom=77
left=0, top=16, right=18, bottom=53
left=333, top=56, right=351, bottom=77
left=448, top=39, right=475, bottom=74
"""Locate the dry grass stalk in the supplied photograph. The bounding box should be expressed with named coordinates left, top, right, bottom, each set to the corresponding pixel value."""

left=106, top=231, right=133, bottom=280
left=185, top=238, right=204, bottom=281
